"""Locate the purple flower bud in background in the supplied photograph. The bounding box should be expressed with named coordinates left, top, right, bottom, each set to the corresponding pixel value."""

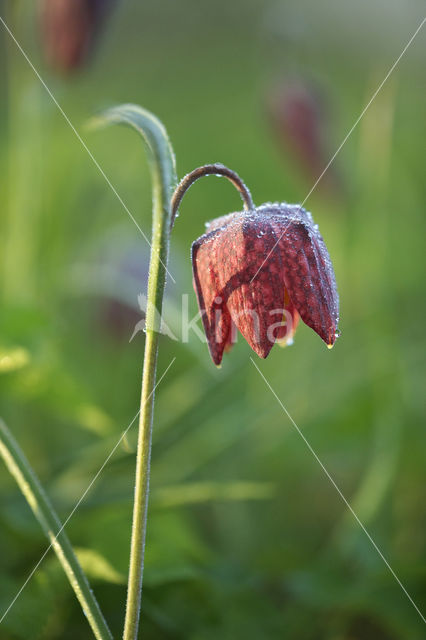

left=39, top=0, right=115, bottom=73
left=268, top=80, right=342, bottom=194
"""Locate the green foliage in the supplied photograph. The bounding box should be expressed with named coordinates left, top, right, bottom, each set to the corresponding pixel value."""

left=1, top=1, right=425, bottom=639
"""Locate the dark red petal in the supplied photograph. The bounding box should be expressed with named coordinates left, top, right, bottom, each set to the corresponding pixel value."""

left=209, top=216, right=287, bottom=358
left=192, top=236, right=233, bottom=365
left=265, top=205, right=339, bottom=346
left=205, top=212, right=238, bottom=234
left=275, top=290, right=300, bottom=344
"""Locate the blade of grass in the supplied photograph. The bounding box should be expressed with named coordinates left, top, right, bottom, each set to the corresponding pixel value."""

left=0, top=418, right=113, bottom=640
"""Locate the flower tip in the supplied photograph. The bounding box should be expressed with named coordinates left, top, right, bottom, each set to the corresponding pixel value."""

left=277, top=336, right=294, bottom=348
left=252, top=343, right=273, bottom=359
left=326, top=329, right=340, bottom=350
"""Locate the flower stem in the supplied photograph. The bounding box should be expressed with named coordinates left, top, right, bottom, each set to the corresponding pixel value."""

left=123, top=159, right=171, bottom=640
left=170, top=163, right=255, bottom=229
left=90, top=104, right=176, bottom=640
left=0, top=419, right=112, bottom=640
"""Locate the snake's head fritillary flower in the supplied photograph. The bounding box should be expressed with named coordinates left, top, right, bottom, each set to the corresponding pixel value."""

left=192, top=203, right=339, bottom=365
left=268, top=81, right=342, bottom=195
left=40, top=0, right=115, bottom=73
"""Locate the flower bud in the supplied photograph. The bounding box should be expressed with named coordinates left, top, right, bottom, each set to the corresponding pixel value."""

left=39, top=0, right=114, bottom=73
left=192, top=203, right=339, bottom=365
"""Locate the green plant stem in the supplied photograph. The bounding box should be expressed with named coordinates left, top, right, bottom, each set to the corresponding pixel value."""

left=124, top=159, right=171, bottom=640
left=0, top=419, right=112, bottom=640
left=90, top=104, right=176, bottom=640
left=170, top=163, right=254, bottom=229
left=3, top=3, right=42, bottom=303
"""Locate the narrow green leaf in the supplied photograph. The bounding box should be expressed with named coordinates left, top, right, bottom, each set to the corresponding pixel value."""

left=0, top=419, right=113, bottom=640
left=152, top=481, right=275, bottom=507
left=75, top=548, right=125, bottom=585
left=89, top=103, right=177, bottom=198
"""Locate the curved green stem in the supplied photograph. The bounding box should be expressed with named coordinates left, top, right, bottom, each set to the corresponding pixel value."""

left=91, top=104, right=176, bottom=640
left=170, top=163, right=254, bottom=229
left=0, top=419, right=113, bottom=640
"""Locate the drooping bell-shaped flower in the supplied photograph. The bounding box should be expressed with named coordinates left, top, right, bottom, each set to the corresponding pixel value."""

left=191, top=203, right=339, bottom=365
left=39, top=0, right=115, bottom=73
left=170, top=163, right=339, bottom=366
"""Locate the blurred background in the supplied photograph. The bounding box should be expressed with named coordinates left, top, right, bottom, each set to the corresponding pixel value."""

left=0, top=1, right=425, bottom=638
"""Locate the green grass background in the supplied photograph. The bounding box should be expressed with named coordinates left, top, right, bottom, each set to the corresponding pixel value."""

left=0, top=1, right=425, bottom=638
